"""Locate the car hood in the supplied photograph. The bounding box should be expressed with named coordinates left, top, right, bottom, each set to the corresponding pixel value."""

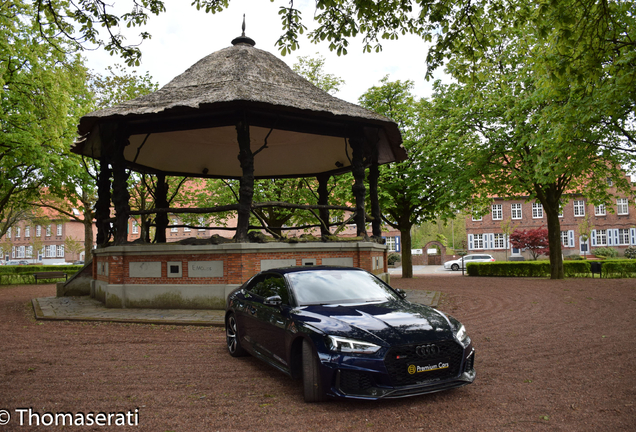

left=293, top=300, right=455, bottom=346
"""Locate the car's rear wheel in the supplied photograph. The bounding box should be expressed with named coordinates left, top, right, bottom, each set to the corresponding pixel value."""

left=226, top=313, right=248, bottom=357
left=302, top=339, right=325, bottom=402
left=451, top=263, right=459, bottom=271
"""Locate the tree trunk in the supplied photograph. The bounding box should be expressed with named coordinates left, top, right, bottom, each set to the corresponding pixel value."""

left=400, top=226, right=413, bottom=278
left=235, top=120, right=254, bottom=242
left=545, top=204, right=564, bottom=279
left=81, top=190, right=94, bottom=261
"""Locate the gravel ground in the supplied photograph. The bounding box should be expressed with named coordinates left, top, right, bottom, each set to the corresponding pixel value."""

left=0, top=277, right=635, bottom=431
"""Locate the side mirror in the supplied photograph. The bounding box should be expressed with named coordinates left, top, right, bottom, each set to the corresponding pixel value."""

left=264, top=295, right=283, bottom=306
left=395, top=288, right=407, bottom=299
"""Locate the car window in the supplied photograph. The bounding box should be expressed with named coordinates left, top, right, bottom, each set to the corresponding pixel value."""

left=250, top=274, right=290, bottom=305
left=287, top=269, right=400, bottom=306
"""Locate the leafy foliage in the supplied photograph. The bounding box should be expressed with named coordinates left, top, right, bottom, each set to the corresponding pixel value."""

left=510, top=228, right=550, bottom=261
left=292, top=54, right=344, bottom=95
left=624, top=247, right=636, bottom=260
left=593, top=247, right=618, bottom=259
left=466, top=261, right=591, bottom=278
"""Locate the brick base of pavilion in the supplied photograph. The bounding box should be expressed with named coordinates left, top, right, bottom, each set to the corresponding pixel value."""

left=90, top=241, right=388, bottom=309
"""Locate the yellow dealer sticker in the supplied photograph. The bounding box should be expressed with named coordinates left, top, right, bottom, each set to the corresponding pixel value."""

left=408, top=361, right=450, bottom=374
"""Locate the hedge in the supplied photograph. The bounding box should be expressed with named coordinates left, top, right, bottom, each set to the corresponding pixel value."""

left=466, top=260, right=636, bottom=278
left=0, top=265, right=83, bottom=285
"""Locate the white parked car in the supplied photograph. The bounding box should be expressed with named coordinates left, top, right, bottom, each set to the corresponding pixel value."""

left=444, top=254, right=495, bottom=271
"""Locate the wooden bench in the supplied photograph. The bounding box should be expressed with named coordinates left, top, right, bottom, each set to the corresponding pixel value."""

left=33, top=271, right=68, bottom=283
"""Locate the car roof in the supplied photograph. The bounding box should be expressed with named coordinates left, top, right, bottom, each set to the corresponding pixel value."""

left=261, top=265, right=364, bottom=276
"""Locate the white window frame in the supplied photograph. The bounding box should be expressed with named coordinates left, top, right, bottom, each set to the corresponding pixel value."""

left=36, top=225, right=41, bottom=237
left=617, top=198, right=629, bottom=215
left=594, top=204, right=606, bottom=216
left=46, top=225, right=51, bottom=237
left=511, top=203, right=522, bottom=220
left=6, top=227, right=11, bottom=238
left=561, top=230, right=569, bottom=247
left=617, top=229, right=630, bottom=245
left=385, top=237, right=397, bottom=252
left=26, top=246, right=33, bottom=258
left=532, top=203, right=543, bottom=219
left=184, top=226, right=191, bottom=232
left=171, top=219, right=178, bottom=233
left=132, top=221, right=139, bottom=234
left=596, top=229, right=607, bottom=246
left=17, top=246, right=25, bottom=258
left=25, top=226, right=30, bottom=237
left=57, top=244, right=64, bottom=257
left=16, top=227, right=21, bottom=238
left=493, top=233, right=506, bottom=249
left=472, top=215, right=482, bottom=221
left=491, top=204, right=503, bottom=220
left=198, top=217, right=207, bottom=232
left=473, top=234, right=484, bottom=249
left=573, top=200, right=585, bottom=217
left=56, top=224, right=62, bottom=236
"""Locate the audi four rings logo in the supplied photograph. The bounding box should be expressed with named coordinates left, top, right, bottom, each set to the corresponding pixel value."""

left=416, top=344, right=440, bottom=357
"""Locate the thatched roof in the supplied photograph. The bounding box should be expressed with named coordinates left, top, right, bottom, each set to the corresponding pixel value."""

left=74, top=39, right=406, bottom=179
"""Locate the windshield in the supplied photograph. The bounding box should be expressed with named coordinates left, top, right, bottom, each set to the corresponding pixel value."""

left=286, top=269, right=400, bottom=306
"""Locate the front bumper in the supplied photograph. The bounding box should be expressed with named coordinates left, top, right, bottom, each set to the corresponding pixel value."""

left=321, top=341, right=476, bottom=400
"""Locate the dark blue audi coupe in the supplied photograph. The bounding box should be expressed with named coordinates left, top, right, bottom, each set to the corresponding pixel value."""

left=225, top=266, right=475, bottom=402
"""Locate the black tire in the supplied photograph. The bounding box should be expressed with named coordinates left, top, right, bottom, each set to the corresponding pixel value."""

left=451, top=263, right=459, bottom=271
left=302, top=339, right=325, bottom=402
left=226, top=313, right=248, bottom=357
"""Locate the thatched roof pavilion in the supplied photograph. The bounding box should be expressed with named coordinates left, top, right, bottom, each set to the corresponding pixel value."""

left=74, top=27, right=406, bottom=244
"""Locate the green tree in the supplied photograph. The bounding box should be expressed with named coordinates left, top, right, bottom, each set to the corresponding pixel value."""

left=292, top=54, right=345, bottom=95
left=359, top=77, right=468, bottom=278
left=1, top=1, right=86, bottom=240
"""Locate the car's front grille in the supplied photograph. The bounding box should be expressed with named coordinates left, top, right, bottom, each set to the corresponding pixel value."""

left=384, top=341, right=464, bottom=386
left=339, top=370, right=374, bottom=394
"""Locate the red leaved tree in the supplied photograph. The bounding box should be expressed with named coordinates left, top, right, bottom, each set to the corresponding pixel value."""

left=510, top=227, right=550, bottom=261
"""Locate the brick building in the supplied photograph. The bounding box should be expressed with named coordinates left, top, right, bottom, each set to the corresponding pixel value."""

left=1, top=209, right=95, bottom=264
left=466, top=189, right=636, bottom=260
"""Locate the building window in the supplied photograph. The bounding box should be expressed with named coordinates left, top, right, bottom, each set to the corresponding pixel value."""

left=494, top=233, right=505, bottom=249
left=473, top=234, right=484, bottom=249
left=16, top=227, right=21, bottom=238
left=132, top=221, right=139, bottom=234
left=491, top=204, right=503, bottom=220
left=596, top=229, right=607, bottom=246
left=573, top=200, right=585, bottom=217
left=36, top=225, right=41, bottom=237
left=25, top=226, right=30, bottom=237
left=561, top=231, right=569, bottom=247
left=57, top=245, right=64, bottom=257
left=184, top=226, right=191, bottom=232
left=607, top=178, right=613, bottom=187
left=472, top=215, right=482, bottom=221
left=46, top=225, right=51, bottom=236
left=171, top=219, right=178, bottom=233
left=532, top=203, right=543, bottom=219
left=6, top=227, right=11, bottom=238
left=26, top=246, right=33, bottom=258
left=618, top=229, right=630, bottom=245
left=385, top=237, right=397, bottom=252
left=12, top=246, right=15, bottom=258
left=511, top=203, right=522, bottom=220
left=46, top=245, right=56, bottom=257
left=617, top=198, right=629, bottom=215
left=56, top=224, right=62, bottom=236
left=17, top=246, right=25, bottom=258
left=594, top=204, right=606, bottom=216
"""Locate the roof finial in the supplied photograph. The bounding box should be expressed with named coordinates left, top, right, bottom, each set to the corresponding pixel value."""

left=232, top=14, right=255, bottom=47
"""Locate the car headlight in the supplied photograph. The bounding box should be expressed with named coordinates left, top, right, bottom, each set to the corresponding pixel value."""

left=455, top=324, right=467, bottom=342
left=327, top=335, right=381, bottom=354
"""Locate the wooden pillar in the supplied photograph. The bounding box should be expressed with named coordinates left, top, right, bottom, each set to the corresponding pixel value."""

left=368, top=143, right=382, bottom=238
left=349, top=137, right=367, bottom=238
left=317, top=174, right=330, bottom=237
left=95, top=159, right=112, bottom=246
left=154, top=173, right=169, bottom=243
left=235, top=119, right=254, bottom=242
left=111, top=132, right=131, bottom=245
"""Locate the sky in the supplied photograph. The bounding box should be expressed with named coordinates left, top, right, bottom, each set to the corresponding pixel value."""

left=83, top=0, right=446, bottom=104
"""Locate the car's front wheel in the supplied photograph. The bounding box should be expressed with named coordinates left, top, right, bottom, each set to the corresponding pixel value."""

left=451, top=263, right=459, bottom=271
left=302, top=339, right=326, bottom=402
left=226, top=313, right=248, bottom=357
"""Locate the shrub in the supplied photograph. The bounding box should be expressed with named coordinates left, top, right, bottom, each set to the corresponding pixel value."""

left=466, top=261, right=591, bottom=277
left=593, top=247, right=618, bottom=258
left=624, top=246, right=636, bottom=259
left=387, top=253, right=401, bottom=266
left=600, top=260, right=636, bottom=278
